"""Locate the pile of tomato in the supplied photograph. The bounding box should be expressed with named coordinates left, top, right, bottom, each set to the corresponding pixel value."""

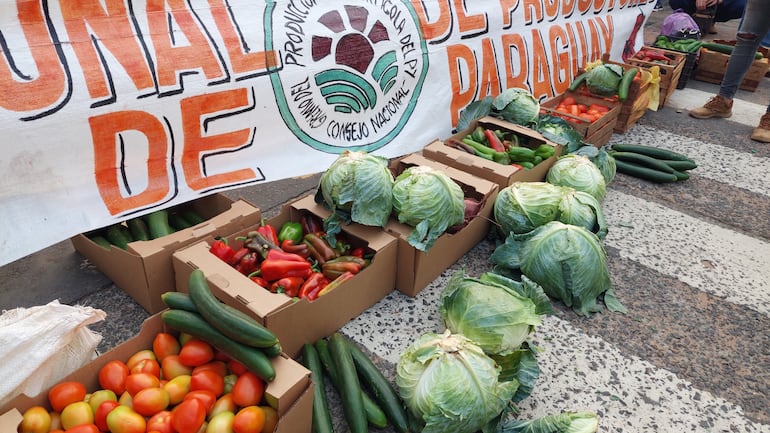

left=18, top=332, right=278, bottom=433
left=547, top=96, right=611, bottom=124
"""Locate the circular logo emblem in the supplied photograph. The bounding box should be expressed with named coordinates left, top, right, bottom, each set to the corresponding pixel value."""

left=265, top=0, right=428, bottom=153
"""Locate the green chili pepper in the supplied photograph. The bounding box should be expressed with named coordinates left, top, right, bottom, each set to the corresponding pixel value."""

left=278, top=221, right=303, bottom=244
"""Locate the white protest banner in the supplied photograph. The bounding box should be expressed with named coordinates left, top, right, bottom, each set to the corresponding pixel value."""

left=0, top=0, right=654, bottom=265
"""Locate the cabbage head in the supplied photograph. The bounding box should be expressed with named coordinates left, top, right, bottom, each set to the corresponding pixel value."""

left=536, top=114, right=584, bottom=153
left=547, top=154, right=607, bottom=201
left=493, top=87, right=540, bottom=125
left=585, top=63, right=624, bottom=96
left=439, top=271, right=544, bottom=356
left=489, top=221, right=626, bottom=316
left=316, top=150, right=394, bottom=243
left=572, top=145, right=616, bottom=184
left=558, top=189, right=608, bottom=240
left=498, top=411, right=600, bottom=433
left=494, top=182, right=566, bottom=237
left=392, top=165, right=465, bottom=252
left=396, top=330, right=519, bottom=433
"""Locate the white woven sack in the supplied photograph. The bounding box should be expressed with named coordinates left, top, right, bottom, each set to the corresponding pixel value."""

left=0, top=300, right=106, bottom=408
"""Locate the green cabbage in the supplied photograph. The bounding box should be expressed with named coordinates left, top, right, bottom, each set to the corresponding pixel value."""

left=585, top=64, right=624, bottom=96
left=498, top=411, right=600, bottom=433
left=494, top=182, right=566, bottom=237
left=392, top=165, right=465, bottom=252
left=493, top=87, right=540, bottom=125
left=546, top=154, right=607, bottom=201
left=572, top=145, right=616, bottom=184
left=489, top=221, right=626, bottom=316
left=536, top=114, right=584, bottom=153
left=396, top=330, right=519, bottom=433
left=316, top=150, right=394, bottom=244
left=558, top=189, right=608, bottom=240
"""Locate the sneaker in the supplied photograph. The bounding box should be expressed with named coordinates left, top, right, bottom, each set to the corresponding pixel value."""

left=653, top=3, right=663, bottom=10
left=750, top=113, right=770, bottom=143
left=689, top=95, right=733, bottom=119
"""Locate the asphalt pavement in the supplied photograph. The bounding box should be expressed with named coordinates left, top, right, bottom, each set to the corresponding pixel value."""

left=1, top=8, right=769, bottom=433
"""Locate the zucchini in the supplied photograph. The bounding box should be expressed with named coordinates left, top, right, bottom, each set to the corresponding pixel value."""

left=617, top=67, right=638, bottom=102
left=608, top=151, right=675, bottom=173
left=145, top=209, right=174, bottom=239
left=615, top=159, right=678, bottom=183
left=568, top=72, right=588, bottom=91
left=301, top=343, right=334, bottom=433
left=168, top=213, right=193, bottom=231
left=187, top=269, right=278, bottom=349
left=660, top=159, right=698, bottom=171
left=610, top=143, right=694, bottom=162
left=182, top=210, right=206, bottom=225
left=316, top=339, right=387, bottom=429
left=161, top=309, right=276, bottom=381
left=701, top=42, right=764, bottom=59
left=161, top=291, right=198, bottom=312
left=127, top=217, right=150, bottom=241
left=346, top=338, right=410, bottom=433
left=328, top=333, right=368, bottom=433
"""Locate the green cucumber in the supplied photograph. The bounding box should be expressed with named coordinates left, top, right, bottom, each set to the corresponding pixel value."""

left=127, top=217, right=150, bottom=241
left=673, top=170, right=690, bottom=181
left=328, top=333, right=368, bottom=433
left=608, top=151, right=675, bottom=173
left=315, top=339, right=388, bottom=429
left=145, top=209, right=174, bottom=239
left=161, top=309, right=276, bottom=381
left=301, top=343, right=334, bottom=433
left=161, top=291, right=199, bottom=312
left=105, top=224, right=131, bottom=250
left=660, top=159, right=698, bottom=171
left=262, top=342, right=282, bottom=358
left=168, top=213, right=193, bottom=231
left=182, top=210, right=206, bottom=225
left=617, top=67, right=638, bottom=102
left=568, top=72, right=588, bottom=91
left=187, top=269, right=278, bottom=349
left=610, top=143, right=694, bottom=162
left=346, top=338, right=410, bottom=433
left=615, top=159, right=679, bottom=183
left=507, top=146, right=536, bottom=161
left=701, top=42, right=764, bottom=59
left=88, top=234, right=112, bottom=249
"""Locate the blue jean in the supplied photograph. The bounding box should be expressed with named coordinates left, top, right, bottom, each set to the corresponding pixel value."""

left=719, top=0, right=770, bottom=107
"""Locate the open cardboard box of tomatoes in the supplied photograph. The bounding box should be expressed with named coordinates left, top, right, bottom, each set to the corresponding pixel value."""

left=422, top=116, right=562, bottom=189
left=172, top=194, right=398, bottom=357
left=0, top=313, right=314, bottom=433
left=71, top=194, right=263, bottom=314
left=386, top=153, right=498, bottom=297
left=539, top=91, right=620, bottom=147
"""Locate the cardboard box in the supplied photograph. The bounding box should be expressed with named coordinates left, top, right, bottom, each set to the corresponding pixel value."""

left=627, top=46, right=687, bottom=106
left=422, top=116, right=562, bottom=189
left=694, top=41, right=770, bottom=92
left=71, top=195, right=262, bottom=314
left=540, top=91, right=620, bottom=147
left=386, top=153, right=498, bottom=297
left=172, top=195, right=398, bottom=357
left=0, top=314, right=313, bottom=433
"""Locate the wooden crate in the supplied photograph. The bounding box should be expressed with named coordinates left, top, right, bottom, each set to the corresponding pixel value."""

left=584, top=120, right=615, bottom=148
left=693, top=40, right=770, bottom=92
left=540, top=91, right=620, bottom=147
left=627, top=46, right=686, bottom=107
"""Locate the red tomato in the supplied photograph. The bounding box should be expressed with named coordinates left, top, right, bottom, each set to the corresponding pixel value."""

left=192, top=361, right=228, bottom=377
left=18, top=406, right=51, bottom=433
left=172, top=397, right=207, bottom=433
left=210, top=394, right=237, bottom=420
left=60, top=401, right=93, bottom=430
left=577, top=103, right=588, bottom=113
left=153, top=332, right=181, bottom=361
left=184, top=389, right=218, bottom=414
left=228, top=359, right=248, bottom=376
left=130, top=358, right=161, bottom=377
left=231, top=372, right=265, bottom=407
left=106, top=405, right=146, bottom=433
left=48, top=381, right=87, bottom=413
left=126, top=349, right=157, bottom=371
left=233, top=406, right=265, bottom=433
left=132, top=387, right=170, bottom=416
left=164, top=374, right=192, bottom=405
left=179, top=339, right=215, bottom=367
left=190, top=369, right=225, bottom=397
left=161, top=355, right=193, bottom=379
left=146, top=411, right=174, bottom=433
left=562, top=96, right=575, bottom=106
left=94, top=400, right=120, bottom=432
left=87, top=389, right=117, bottom=415
left=207, top=411, right=235, bottom=433
left=62, top=425, right=99, bottom=433
left=260, top=406, right=279, bottom=433
left=589, top=103, right=609, bottom=113
left=125, top=372, right=160, bottom=396
left=98, top=361, right=129, bottom=395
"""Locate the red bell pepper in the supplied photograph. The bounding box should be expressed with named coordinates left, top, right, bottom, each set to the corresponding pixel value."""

left=265, top=249, right=308, bottom=263
left=317, top=271, right=356, bottom=297
left=229, top=247, right=250, bottom=267
left=350, top=247, right=365, bottom=258
left=322, top=261, right=362, bottom=280
left=247, top=272, right=269, bottom=289
left=280, top=239, right=310, bottom=259
left=270, top=276, right=304, bottom=297
left=259, top=259, right=312, bottom=281
left=484, top=129, right=506, bottom=152
left=303, top=233, right=337, bottom=264
left=210, top=237, right=235, bottom=264
left=257, top=222, right=279, bottom=245
left=235, top=252, right=260, bottom=275
left=300, top=213, right=323, bottom=236
left=298, top=272, right=329, bottom=301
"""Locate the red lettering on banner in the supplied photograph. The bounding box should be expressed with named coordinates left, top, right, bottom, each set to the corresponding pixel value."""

left=529, top=31, right=552, bottom=100
left=501, top=33, right=528, bottom=90
left=181, top=88, right=256, bottom=191
left=146, top=0, right=226, bottom=89
left=0, top=0, right=67, bottom=113
left=543, top=0, right=560, bottom=18
left=521, top=0, right=542, bottom=24
left=411, top=0, right=452, bottom=42
left=90, top=111, right=171, bottom=215
left=548, top=25, right=573, bottom=95
left=499, top=0, right=520, bottom=29
left=446, top=44, right=477, bottom=127
left=479, top=38, right=502, bottom=97
left=60, top=0, right=155, bottom=101
left=453, top=0, right=488, bottom=36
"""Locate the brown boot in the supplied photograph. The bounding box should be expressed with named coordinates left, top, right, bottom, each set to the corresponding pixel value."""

left=689, top=95, right=733, bottom=119
left=750, top=113, right=770, bottom=143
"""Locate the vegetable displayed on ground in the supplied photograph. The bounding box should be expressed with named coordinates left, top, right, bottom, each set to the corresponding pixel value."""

left=455, top=87, right=540, bottom=131
left=653, top=35, right=702, bottom=53
left=546, top=154, right=608, bottom=201
left=447, top=125, right=556, bottom=169
left=545, top=95, right=612, bottom=124
left=700, top=41, right=765, bottom=59
left=535, top=114, right=585, bottom=153
left=86, top=206, right=206, bottom=250
left=490, top=221, right=626, bottom=316
left=569, top=61, right=639, bottom=101
left=571, top=144, right=617, bottom=184
left=207, top=216, right=371, bottom=301
left=631, top=47, right=678, bottom=64
left=608, top=143, right=697, bottom=183
left=497, top=410, right=600, bottom=433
